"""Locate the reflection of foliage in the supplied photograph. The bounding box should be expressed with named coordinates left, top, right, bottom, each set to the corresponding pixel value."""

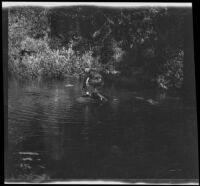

left=8, top=6, right=190, bottom=90
left=7, top=149, right=48, bottom=182
left=9, top=173, right=50, bottom=182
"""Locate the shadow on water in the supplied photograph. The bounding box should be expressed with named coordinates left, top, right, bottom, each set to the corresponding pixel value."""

left=6, top=77, right=198, bottom=181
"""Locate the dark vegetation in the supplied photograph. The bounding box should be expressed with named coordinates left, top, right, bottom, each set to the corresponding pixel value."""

left=8, top=6, right=193, bottom=91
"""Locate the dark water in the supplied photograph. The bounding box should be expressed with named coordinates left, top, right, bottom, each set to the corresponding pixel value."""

left=6, top=77, right=198, bottom=182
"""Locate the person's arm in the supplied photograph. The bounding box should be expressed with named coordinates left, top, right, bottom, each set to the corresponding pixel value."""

left=82, top=77, right=90, bottom=89
left=85, top=77, right=90, bottom=87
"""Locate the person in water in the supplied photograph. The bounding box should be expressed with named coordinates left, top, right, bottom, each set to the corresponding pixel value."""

left=82, top=68, right=104, bottom=96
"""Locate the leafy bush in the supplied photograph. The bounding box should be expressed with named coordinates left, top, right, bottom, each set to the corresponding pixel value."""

left=157, top=49, right=183, bottom=89
left=8, top=35, right=100, bottom=79
left=8, top=6, right=187, bottom=90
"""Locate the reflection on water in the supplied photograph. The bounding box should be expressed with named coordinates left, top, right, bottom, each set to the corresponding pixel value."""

left=6, top=77, right=198, bottom=181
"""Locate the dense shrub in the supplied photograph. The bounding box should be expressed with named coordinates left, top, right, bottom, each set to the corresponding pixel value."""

left=8, top=6, right=189, bottom=90
left=157, top=49, right=183, bottom=89
left=9, top=35, right=101, bottom=79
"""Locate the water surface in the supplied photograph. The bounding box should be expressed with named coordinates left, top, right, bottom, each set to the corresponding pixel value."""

left=6, top=77, right=198, bottom=181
